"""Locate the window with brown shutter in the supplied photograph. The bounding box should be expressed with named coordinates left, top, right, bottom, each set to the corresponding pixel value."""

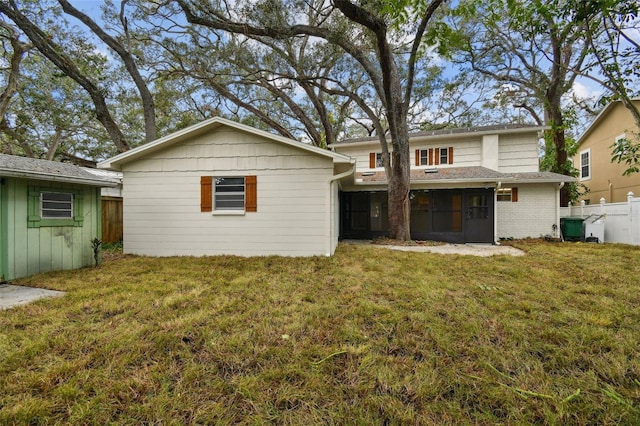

left=202, top=176, right=258, bottom=212
left=201, top=176, right=212, bottom=212
left=497, top=187, right=518, bottom=202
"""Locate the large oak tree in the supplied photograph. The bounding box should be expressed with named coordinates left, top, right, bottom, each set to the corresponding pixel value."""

left=170, top=0, right=445, bottom=240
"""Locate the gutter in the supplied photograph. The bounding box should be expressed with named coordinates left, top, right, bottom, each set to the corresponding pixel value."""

left=325, top=162, right=356, bottom=256
left=0, top=169, right=117, bottom=187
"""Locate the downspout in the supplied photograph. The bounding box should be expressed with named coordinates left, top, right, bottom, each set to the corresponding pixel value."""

left=326, top=162, right=356, bottom=256
left=557, top=182, right=565, bottom=238
left=494, top=182, right=501, bottom=245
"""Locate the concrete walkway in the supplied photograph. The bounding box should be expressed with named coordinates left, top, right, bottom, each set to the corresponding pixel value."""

left=345, top=240, right=525, bottom=257
left=0, top=284, right=65, bottom=310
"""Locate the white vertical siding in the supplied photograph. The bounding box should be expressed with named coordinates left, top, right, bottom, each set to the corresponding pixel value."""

left=481, top=135, right=499, bottom=170
left=497, top=184, right=559, bottom=239
left=5, top=178, right=100, bottom=280
left=121, top=129, right=335, bottom=257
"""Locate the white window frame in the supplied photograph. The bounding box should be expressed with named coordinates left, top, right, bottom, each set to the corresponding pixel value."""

left=496, top=188, right=513, bottom=202
left=439, top=147, right=448, bottom=164
left=375, top=152, right=391, bottom=168
left=419, top=149, right=429, bottom=166
left=615, top=133, right=627, bottom=152
left=40, top=191, right=73, bottom=219
left=214, top=177, right=245, bottom=211
left=579, top=148, right=591, bottom=181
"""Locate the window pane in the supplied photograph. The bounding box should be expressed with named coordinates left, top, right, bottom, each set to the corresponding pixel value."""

left=497, top=188, right=512, bottom=202
left=215, top=177, right=245, bottom=210
left=41, top=192, right=73, bottom=219
left=420, top=150, right=428, bottom=165
left=581, top=152, right=590, bottom=178
left=440, top=148, right=448, bottom=164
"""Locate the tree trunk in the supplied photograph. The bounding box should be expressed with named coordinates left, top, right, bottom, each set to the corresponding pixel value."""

left=387, top=142, right=411, bottom=240
left=546, top=102, right=571, bottom=206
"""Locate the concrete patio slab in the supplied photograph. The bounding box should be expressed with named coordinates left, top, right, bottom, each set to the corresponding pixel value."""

left=0, top=284, right=65, bottom=310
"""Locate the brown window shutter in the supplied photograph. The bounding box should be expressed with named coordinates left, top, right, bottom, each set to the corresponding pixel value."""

left=201, top=176, right=212, bottom=212
left=369, top=152, right=376, bottom=168
left=428, top=148, right=433, bottom=166
left=448, top=147, right=454, bottom=164
left=511, top=187, right=518, bottom=202
left=415, top=149, right=420, bottom=166
left=434, top=148, right=440, bottom=165
left=245, top=175, right=257, bottom=212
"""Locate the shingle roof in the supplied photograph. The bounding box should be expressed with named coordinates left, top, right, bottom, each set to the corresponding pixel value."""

left=355, top=167, right=575, bottom=184
left=334, top=124, right=546, bottom=145
left=0, top=154, right=116, bottom=187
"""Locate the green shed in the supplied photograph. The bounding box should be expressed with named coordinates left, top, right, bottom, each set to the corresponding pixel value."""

left=0, top=154, right=115, bottom=282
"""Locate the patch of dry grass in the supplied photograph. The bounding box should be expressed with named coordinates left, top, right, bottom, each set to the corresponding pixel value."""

left=1, top=240, right=639, bottom=424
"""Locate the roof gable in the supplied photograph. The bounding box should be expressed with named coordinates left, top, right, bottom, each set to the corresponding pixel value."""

left=98, top=117, right=352, bottom=170
left=576, top=99, right=640, bottom=147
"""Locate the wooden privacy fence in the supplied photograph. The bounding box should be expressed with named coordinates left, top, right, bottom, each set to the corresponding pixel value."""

left=102, top=196, right=123, bottom=243
left=560, top=192, right=640, bottom=245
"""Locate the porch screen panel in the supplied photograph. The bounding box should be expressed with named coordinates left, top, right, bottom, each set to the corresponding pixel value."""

left=410, top=190, right=430, bottom=232
left=432, top=191, right=463, bottom=232
left=350, top=192, right=369, bottom=231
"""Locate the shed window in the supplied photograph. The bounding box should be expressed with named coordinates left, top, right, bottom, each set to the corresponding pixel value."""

left=41, top=192, right=73, bottom=218
left=28, top=186, right=84, bottom=228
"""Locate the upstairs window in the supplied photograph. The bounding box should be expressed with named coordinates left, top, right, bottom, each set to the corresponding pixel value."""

left=580, top=149, right=591, bottom=180
left=414, top=147, right=454, bottom=166
left=439, top=147, right=449, bottom=165
left=370, top=152, right=391, bottom=168
left=419, top=149, right=428, bottom=165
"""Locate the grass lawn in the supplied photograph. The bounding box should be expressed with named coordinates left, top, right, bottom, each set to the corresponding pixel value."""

left=1, top=240, right=639, bottom=424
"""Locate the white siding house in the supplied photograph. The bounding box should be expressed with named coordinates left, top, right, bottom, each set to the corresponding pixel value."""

left=98, top=118, right=353, bottom=257
left=332, top=125, right=573, bottom=243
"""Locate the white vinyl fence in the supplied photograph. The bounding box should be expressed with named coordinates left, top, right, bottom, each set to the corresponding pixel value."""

left=559, top=192, right=640, bottom=245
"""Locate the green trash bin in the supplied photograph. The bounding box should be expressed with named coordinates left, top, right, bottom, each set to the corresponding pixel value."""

left=560, top=217, right=584, bottom=241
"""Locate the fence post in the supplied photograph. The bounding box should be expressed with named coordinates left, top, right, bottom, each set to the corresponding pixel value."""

left=580, top=200, right=585, bottom=218
left=600, top=197, right=606, bottom=215
left=628, top=192, right=634, bottom=245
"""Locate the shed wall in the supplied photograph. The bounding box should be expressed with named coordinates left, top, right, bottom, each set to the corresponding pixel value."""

left=4, top=178, right=100, bottom=280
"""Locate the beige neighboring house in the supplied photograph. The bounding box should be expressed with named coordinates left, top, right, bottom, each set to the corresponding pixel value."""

left=98, top=117, right=354, bottom=257
left=574, top=100, right=640, bottom=204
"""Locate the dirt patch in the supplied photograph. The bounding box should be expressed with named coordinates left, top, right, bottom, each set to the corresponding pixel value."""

left=347, top=240, right=525, bottom=257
